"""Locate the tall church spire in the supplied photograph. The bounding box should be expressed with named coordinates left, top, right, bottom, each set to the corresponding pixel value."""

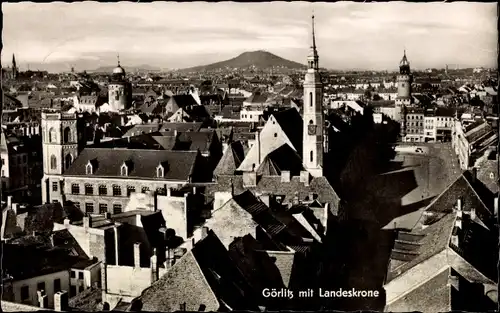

left=12, top=54, right=16, bottom=68
left=311, top=14, right=316, bottom=50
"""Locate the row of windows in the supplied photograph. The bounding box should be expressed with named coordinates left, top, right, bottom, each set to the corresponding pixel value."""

left=406, top=129, right=424, bottom=134
left=47, top=127, right=73, bottom=143
left=406, top=122, right=423, bottom=127
left=50, top=155, right=73, bottom=170
left=408, top=115, right=423, bottom=120
left=71, top=184, right=158, bottom=196
left=70, top=270, right=84, bottom=279
left=20, top=279, right=61, bottom=301
left=82, top=202, right=122, bottom=214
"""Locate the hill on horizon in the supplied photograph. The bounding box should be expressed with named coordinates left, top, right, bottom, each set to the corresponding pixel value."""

left=178, top=50, right=306, bottom=72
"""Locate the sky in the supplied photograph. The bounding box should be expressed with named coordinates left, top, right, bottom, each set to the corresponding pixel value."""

left=1, top=2, right=497, bottom=72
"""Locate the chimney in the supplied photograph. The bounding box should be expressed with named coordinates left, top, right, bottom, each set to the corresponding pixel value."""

left=471, top=167, right=477, bottom=183
left=101, top=263, right=107, bottom=297
left=167, top=188, right=172, bottom=197
left=150, top=248, right=158, bottom=283
left=7, top=196, right=12, bottom=209
left=281, top=170, right=291, bottom=183
left=455, top=217, right=462, bottom=229
left=104, top=212, right=111, bottom=219
left=192, top=186, right=197, bottom=194
left=470, top=207, right=476, bottom=220
left=494, top=197, right=499, bottom=216
left=300, top=171, right=310, bottom=186
left=37, top=290, right=48, bottom=309
left=12, top=203, right=18, bottom=215
left=457, top=198, right=462, bottom=212
left=134, top=242, right=141, bottom=268
left=83, top=214, right=91, bottom=228
left=63, top=218, right=70, bottom=227
left=114, top=223, right=120, bottom=265
left=54, top=291, right=69, bottom=312
left=200, top=226, right=209, bottom=240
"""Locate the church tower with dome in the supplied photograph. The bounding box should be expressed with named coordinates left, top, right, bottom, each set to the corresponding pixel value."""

left=108, top=54, right=131, bottom=112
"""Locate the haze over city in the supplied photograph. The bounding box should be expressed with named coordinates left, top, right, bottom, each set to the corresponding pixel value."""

left=1, top=1, right=497, bottom=72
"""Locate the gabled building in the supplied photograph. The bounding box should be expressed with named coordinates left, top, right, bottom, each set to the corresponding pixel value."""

left=384, top=173, right=498, bottom=312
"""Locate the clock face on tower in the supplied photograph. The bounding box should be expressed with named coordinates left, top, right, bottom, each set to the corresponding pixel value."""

left=308, top=124, right=317, bottom=135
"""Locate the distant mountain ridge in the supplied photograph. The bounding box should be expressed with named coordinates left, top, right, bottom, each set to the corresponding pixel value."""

left=179, top=50, right=306, bottom=72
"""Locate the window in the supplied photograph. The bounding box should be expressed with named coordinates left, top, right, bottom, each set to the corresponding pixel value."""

left=65, top=154, right=73, bottom=169
left=78, top=272, right=84, bottom=279
left=71, top=184, right=80, bottom=195
left=79, top=285, right=84, bottom=293
left=52, top=182, right=58, bottom=192
left=1, top=158, right=4, bottom=165
left=54, top=279, right=61, bottom=292
left=98, top=185, right=107, bottom=196
left=21, top=286, right=29, bottom=300
left=310, top=151, right=313, bottom=162
left=274, top=133, right=277, bottom=137
left=37, top=282, right=45, bottom=291
left=99, top=203, right=107, bottom=214
left=113, top=204, right=122, bottom=214
left=49, top=127, right=56, bottom=143
left=85, top=184, right=94, bottom=195
left=310, top=92, right=313, bottom=107
left=71, top=270, right=76, bottom=278
left=127, top=186, right=135, bottom=196
left=112, top=185, right=122, bottom=196
left=142, top=187, right=150, bottom=193
left=50, top=155, right=57, bottom=170
left=63, top=127, right=71, bottom=143
left=70, top=286, right=77, bottom=297
left=85, top=202, right=94, bottom=214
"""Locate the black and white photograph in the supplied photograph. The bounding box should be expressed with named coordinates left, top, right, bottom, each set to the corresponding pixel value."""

left=0, top=1, right=498, bottom=312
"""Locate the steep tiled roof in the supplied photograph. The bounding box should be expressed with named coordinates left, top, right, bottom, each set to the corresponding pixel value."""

left=68, top=287, right=103, bottom=312
left=209, top=175, right=341, bottom=216
left=140, top=230, right=258, bottom=311
left=159, top=122, right=203, bottom=132
left=20, top=202, right=84, bottom=234
left=256, top=144, right=304, bottom=176
left=272, top=108, right=304, bottom=157
left=64, top=148, right=198, bottom=181
left=123, top=124, right=162, bottom=137
left=214, top=141, right=246, bottom=176
left=244, top=92, right=268, bottom=104
left=175, top=131, right=215, bottom=153
left=385, top=267, right=452, bottom=312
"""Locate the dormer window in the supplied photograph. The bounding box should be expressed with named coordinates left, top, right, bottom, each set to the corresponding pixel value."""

left=86, top=161, right=93, bottom=175
left=121, top=163, right=128, bottom=176
left=157, top=164, right=164, bottom=178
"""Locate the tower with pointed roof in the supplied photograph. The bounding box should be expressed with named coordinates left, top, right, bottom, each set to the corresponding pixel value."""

left=302, top=14, right=324, bottom=178
left=108, top=54, right=131, bottom=112
left=10, top=54, right=18, bottom=80
left=396, top=50, right=412, bottom=107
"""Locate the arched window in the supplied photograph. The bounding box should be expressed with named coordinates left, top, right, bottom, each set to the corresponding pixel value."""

left=310, top=151, right=313, bottom=162
left=310, top=92, right=313, bottom=107
left=49, top=127, right=56, bottom=143
left=121, top=164, right=128, bottom=176
left=65, top=154, right=73, bottom=170
left=50, top=155, right=57, bottom=169
left=86, top=162, right=93, bottom=175
left=309, top=120, right=314, bottom=125
left=63, top=127, right=71, bottom=143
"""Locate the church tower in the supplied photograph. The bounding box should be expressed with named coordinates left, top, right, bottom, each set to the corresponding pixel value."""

left=396, top=50, right=412, bottom=107
left=302, top=15, right=324, bottom=178
left=11, top=54, right=18, bottom=80
left=41, top=112, right=81, bottom=203
left=108, top=54, right=131, bottom=112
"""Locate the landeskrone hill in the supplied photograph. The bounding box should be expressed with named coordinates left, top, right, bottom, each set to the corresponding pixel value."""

left=178, top=50, right=307, bottom=72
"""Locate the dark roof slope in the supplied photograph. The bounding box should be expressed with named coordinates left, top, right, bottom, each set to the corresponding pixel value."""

left=272, top=108, right=304, bottom=156
left=64, top=148, right=198, bottom=181
left=214, top=141, right=246, bottom=176
left=257, top=144, right=304, bottom=176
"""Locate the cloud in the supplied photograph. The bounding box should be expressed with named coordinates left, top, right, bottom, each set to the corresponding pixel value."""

left=1, top=1, right=497, bottom=71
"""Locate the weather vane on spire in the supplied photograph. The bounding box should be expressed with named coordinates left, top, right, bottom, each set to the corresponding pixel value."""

left=117, top=53, right=120, bottom=66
